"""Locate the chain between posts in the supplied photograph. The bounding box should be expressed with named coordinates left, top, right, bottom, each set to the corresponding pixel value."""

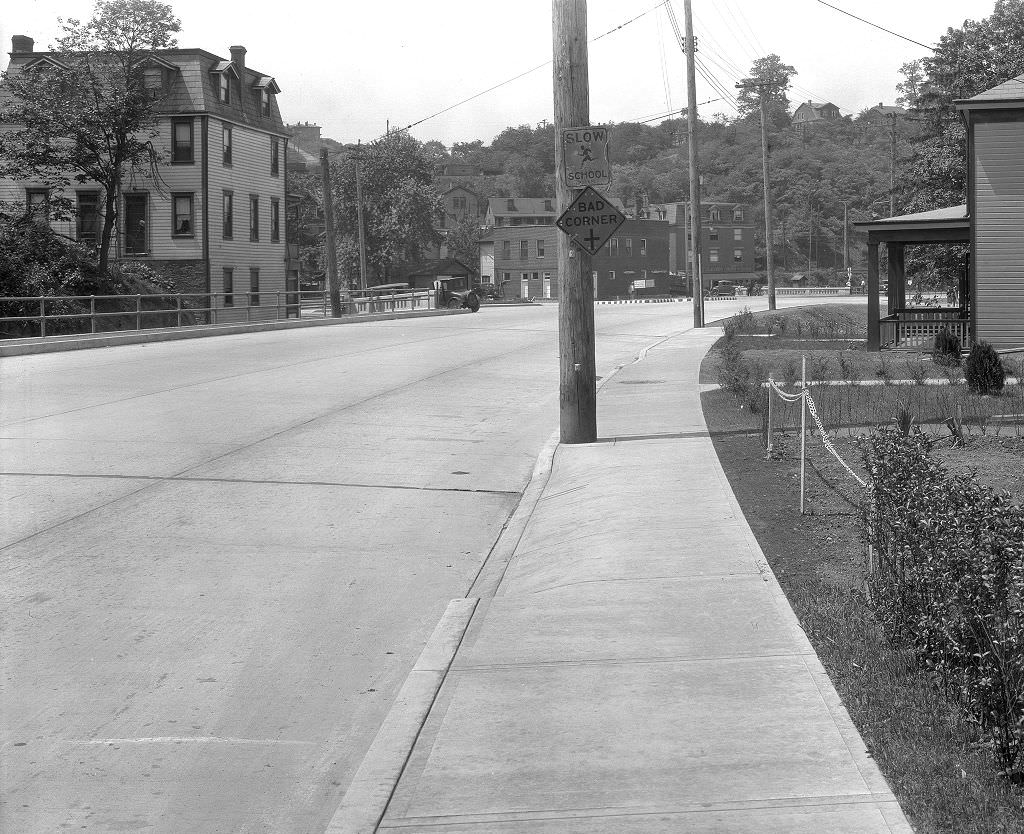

left=766, top=377, right=867, bottom=490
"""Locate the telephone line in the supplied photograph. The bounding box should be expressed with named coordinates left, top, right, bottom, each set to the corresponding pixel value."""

left=395, top=3, right=664, bottom=136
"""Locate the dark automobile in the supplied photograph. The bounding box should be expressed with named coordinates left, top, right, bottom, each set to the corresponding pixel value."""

left=706, top=280, right=737, bottom=298
left=437, top=279, right=480, bottom=312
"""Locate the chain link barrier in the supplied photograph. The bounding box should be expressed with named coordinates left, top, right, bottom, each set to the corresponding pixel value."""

left=766, top=378, right=867, bottom=489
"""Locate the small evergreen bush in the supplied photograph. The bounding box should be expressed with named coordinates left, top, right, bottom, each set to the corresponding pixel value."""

left=964, top=340, right=1006, bottom=394
left=932, top=329, right=961, bottom=367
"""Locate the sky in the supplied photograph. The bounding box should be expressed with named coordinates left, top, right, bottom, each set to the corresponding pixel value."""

left=1, top=0, right=999, bottom=146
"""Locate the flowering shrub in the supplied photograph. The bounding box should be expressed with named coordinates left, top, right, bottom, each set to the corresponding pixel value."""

left=860, top=427, right=1024, bottom=775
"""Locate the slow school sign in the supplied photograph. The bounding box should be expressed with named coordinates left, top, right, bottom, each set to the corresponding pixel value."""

left=555, top=186, right=626, bottom=255
left=561, top=126, right=611, bottom=188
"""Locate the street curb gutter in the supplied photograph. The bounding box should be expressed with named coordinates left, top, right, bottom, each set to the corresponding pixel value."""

left=325, top=597, right=478, bottom=834
left=0, top=308, right=469, bottom=357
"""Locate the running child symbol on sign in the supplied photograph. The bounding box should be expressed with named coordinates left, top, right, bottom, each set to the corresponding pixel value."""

left=577, top=144, right=594, bottom=168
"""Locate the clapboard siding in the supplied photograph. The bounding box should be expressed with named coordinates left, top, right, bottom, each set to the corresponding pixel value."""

left=973, top=120, right=1024, bottom=350
left=207, top=119, right=287, bottom=302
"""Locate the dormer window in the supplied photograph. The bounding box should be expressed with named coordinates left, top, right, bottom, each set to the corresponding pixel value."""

left=507, top=198, right=516, bottom=212
left=709, top=208, right=721, bottom=222
left=253, top=76, right=281, bottom=117
left=212, top=60, right=239, bottom=105
left=733, top=208, right=744, bottom=221
left=143, top=67, right=164, bottom=97
left=544, top=199, right=553, bottom=212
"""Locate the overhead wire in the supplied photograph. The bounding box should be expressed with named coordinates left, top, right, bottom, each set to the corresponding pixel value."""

left=391, top=2, right=665, bottom=137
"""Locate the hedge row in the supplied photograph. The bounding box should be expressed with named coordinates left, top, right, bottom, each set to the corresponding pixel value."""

left=860, top=428, right=1024, bottom=776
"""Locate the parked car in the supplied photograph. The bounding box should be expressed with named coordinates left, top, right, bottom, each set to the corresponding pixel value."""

left=437, top=279, right=480, bottom=312
left=706, top=280, right=737, bottom=298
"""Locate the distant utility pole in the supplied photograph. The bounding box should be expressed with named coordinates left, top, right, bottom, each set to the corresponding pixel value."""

left=888, top=113, right=898, bottom=217
left=354, top=141, right=368, bottom=292
left=320, top=148, right=342, bottom=317
left=736, top=81, right=776, bottom=309
left=840, top=200, right=849, bottom=272
left=552, top=0, right=596, bottom=444
left=682, top=0, right=704, bottom=325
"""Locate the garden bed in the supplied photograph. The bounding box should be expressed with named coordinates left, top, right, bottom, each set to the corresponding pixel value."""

left=701, top=304, right=1024, bottom=832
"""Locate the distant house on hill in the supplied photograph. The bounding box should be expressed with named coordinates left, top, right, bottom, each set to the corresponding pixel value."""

left=791, top=100, right=842, bottom=127
left=859, top=103, right=907, bottom=126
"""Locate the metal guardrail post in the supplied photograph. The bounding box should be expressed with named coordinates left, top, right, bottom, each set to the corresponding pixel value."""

left=40, top=298, right=46, bottom=337
left=90, top=296, right=97, bottom=333
left=246, top=294, right=251, bottom=323
left=136, top=295, right=142, bottom=331
left=176, top=294, right=182, bottom=328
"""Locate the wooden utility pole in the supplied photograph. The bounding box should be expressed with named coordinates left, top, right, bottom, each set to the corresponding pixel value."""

left=758, top=91, right=776, bottom=309
left=682, top=0, right=704, bottom=325
left=888, top=113, right=897, bottom=217
left=552, top=0, right=596, bottom=444
left=320, top=148, right=342, bottom=317
left=354, top=141, right=368, bottom=291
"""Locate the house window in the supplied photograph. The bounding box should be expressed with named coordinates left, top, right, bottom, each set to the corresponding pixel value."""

left=502, top=239, right=511, bottom=259
left=271, top=198, right=280, bottom=243
left=625, top=238, right=632, bottom=256
left=734, top=228, right=743, bottom=241
left=223, top=268, right=234, bottom=306
left=709, top=248, right=720, bottom=263
left=143, top=67, right=164, bottom=97
left=640, top=238, right=647, bottom=256
left=537, top=239, right=545, bottom=258
left=709, top=208, right=721, bottom=221
left=733, top=248, right=744, bottom=263
left=520, top=240, right=528, bottom=259
left=249, top=195, right=259, bottom=241
left=507, top=198, right=516, bottom=211
left=25, top=188, right=49, bottom=219
left=270, top=138, right=279, bottom=176
left=172, top=118, right=193, bottom=163
left=223, top=191, right=233, bottom=239
left=610, top=238, right=618, bottom=256
left=123, top=193, right=148, bottom=254
left=219, top=72, right=231, bottom=103
left=609, top=270, right=615, bottom=282
left=250, top=268, right=260, bottom=305
left=172, top=193, right=194, bottom=236
left=709, top=228, right=719, bottom=241
left=453, top=196, right=466, bottom=213
left=223, top=124, right=232, bottom=165
left=76, top=192, right=100, bottom=244
left=261, top=88, right=271, bottom=116
left=733, top=208, right=744, bottom=221
left=544, top=199, right=554, bottom=212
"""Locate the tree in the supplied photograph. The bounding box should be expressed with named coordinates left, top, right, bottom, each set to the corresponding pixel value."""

left=0, top=0, right=181, bottom=276
left=736, top=55, right=797, bottom=128
left=895, top=60, right=925, bottom=110
left=326, top=131, right=440, bottom=286
left=442, top=214, right=483, bottom=272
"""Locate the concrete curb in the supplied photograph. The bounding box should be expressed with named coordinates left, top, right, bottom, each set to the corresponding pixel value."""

left=0, top=308, right=470, bottom=357
left=325, top=598, right=479, bottom=834
left=595, top=298, right=687, bottom=305
left=325, top=327, right=701, bottom=833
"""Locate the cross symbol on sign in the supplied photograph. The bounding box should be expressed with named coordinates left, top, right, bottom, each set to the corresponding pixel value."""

left=584, top=229, right=600, bottom=251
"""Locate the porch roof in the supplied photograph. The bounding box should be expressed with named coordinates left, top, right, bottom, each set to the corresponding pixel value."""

left=853, top=204, right=969, bottom=243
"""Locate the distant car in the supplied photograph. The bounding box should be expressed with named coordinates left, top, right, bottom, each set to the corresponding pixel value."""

left=707, top=281, right=737, bottom=298
left=438, top=282, right=481, bottom=312
left=473, top=283, right=499, bottom=300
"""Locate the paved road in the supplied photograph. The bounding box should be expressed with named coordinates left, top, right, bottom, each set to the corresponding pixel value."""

left=0, top=297, right=864, bottom=833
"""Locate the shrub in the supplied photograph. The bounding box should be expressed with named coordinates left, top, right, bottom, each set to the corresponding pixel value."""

left=860, top=427, right=1024, bottom=774
left=933, top=329, right=962, bottom=367
left=964, top=340, right=1006, bottom=395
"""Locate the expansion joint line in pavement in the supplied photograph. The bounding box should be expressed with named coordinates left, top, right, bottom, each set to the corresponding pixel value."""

left=0, top=471, right=521, bottom=497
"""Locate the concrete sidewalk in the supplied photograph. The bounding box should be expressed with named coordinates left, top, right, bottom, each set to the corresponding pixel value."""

left=334, top=327, right=911, bottom=833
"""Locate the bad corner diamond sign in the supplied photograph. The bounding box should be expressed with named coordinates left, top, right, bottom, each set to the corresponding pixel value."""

left=556, top=186, right=626, bottom=255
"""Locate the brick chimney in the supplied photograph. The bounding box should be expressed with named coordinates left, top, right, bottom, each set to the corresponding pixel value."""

left=229, top=45, right=246, bottom=77
left=11, top=35, right=35, bottom=54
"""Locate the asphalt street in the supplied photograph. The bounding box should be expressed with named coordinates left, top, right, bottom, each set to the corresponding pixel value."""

left=0, top=296, right=864, bottom=833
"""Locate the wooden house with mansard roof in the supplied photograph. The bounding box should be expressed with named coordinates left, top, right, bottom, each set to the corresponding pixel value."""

left=1, top=36, right=296, bottom=313
left=855, top=74, right=1024, bottom=352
